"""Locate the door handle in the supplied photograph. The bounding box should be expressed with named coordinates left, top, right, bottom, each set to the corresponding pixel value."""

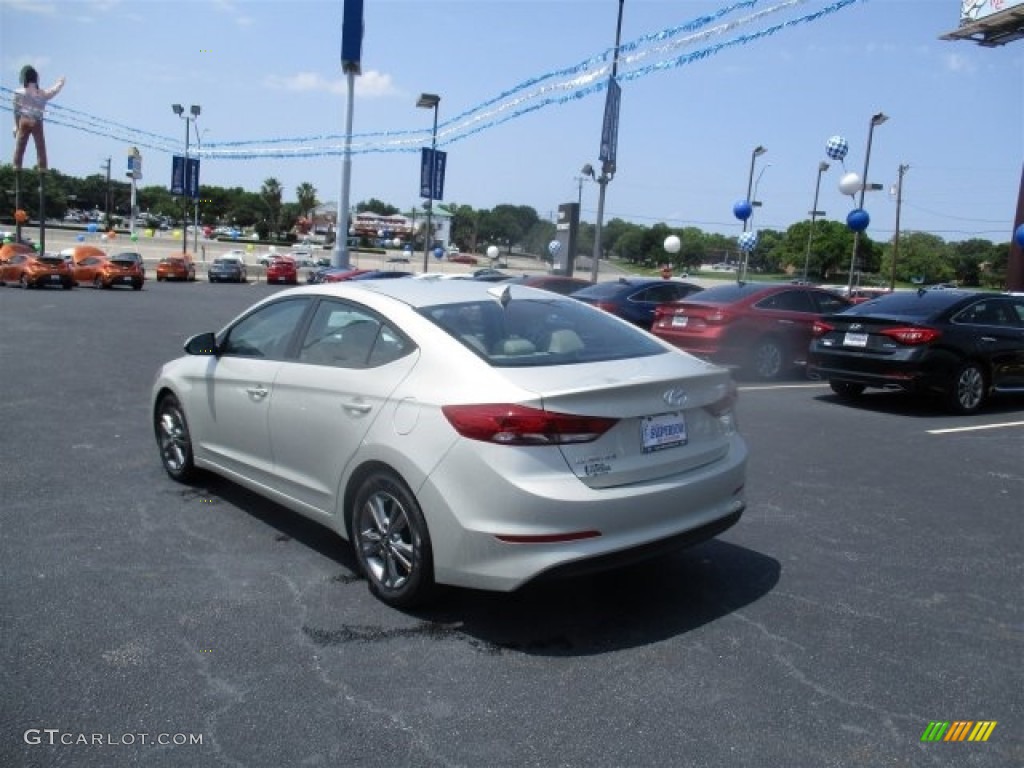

left=777, top=319, right=795, bottom=324
left=343, top=401, right=372, bottom=415
left=246, top=386, right=269, bottom=400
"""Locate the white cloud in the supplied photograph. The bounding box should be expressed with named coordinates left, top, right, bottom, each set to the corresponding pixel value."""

left=264, top=70, right=398, bottom=98
left=944, top=53, right=976, bottom=73
left=5, top=0, right=58, bottom=15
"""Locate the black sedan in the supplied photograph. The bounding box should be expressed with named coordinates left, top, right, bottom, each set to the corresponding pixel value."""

left=808, top=289, right=1024, bottom=413
left=571, top=277, right=704, bottom=328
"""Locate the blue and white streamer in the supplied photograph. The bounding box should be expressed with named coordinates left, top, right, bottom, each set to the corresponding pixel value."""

left=0, top=0, right=862, bottom=161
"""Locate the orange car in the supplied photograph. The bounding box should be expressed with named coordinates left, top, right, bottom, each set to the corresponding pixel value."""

left=156, top=254, right=196, bottom=282
left=0, top=250, right=74, bottom=289
left=73, top=253, right=145, bottom=290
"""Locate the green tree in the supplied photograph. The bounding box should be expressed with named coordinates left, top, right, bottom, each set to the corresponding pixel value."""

left=296, top=182, right=318, bottom=220
left=356, top=198, right=399, bottom=216
left=881, top=231, right=954, bottom=285
left=260, top=178, right=283, bottom=236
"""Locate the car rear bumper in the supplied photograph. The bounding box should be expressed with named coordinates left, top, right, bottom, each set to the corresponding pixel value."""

left=418, top=435, right=748, bottom=592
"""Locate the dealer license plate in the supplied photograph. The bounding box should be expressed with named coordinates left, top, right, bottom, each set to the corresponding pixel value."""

left=671, top=316, right=688, bottom=327
left=843, top=332, right=868, bottom=348
left=641, top=412, right=687, bottom=453
left=50, top=275, right=61, bottom=282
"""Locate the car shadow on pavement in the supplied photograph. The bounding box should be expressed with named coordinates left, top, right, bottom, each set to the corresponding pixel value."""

left=197, top=475, right=780, bottom=657
left=415, top=540, right=780, bottom=657
left=813, top=389, right=1024, bottom=418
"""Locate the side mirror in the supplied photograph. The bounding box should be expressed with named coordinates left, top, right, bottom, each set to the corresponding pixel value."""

left=184, top=331, right=217, bottom=356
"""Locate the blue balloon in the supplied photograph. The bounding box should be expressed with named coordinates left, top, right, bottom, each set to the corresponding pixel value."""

left=1015, top=223, right=1024, bottom=249
left=76, top=234, right=85, bottom=242
left=733, top=200, right=753, bottom=222
left=86, top=222, right=98, bottom=233
left=846, top=208, right=870, bottom=233
left=433, top=246, right=444, bottom=260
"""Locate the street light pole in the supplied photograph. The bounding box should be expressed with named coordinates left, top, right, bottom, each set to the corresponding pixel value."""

left=803, top=161, right=829, bottom=283
left=589, top=0, right=625, bottom=283
left=847, top=111, right=888, bottom=295
left=172, top=103, right=200, bottom=256
left=417, top=93, right=441, bottom=273
left=739, top=145, right=766, bottom=281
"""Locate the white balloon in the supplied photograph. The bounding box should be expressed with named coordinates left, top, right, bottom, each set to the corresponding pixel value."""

left=392, top=238, right=401, bottom=248
left=486, top=245, right=499, bottom=259
left=664, top=235, right=681, bottom=254
left=839, top=172, right=862, bottom=197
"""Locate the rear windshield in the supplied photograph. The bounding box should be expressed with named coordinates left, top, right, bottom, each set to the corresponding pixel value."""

left=419, top=296, right=665, bottom=367
left=111, top=259, right=138, bottom=267
left=571, top=281, right=632, bottom=300
left=841, top=290, right=970, bottom=321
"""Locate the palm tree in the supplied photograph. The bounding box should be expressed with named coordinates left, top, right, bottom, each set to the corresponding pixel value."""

left=261, top=177, right=283, bottom=237
left=296, top=182, right=318, bottom=220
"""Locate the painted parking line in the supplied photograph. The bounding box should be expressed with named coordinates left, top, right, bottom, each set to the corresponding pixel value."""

left=928, top=421, right=1024, bottom=435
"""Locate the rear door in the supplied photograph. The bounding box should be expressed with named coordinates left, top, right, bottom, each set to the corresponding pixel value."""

left=953, top=297, right=1024, bottom=391
left=268, top=299, right=419, bottom=514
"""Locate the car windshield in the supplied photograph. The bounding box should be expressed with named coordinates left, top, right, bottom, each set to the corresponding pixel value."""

left=419, top=296, right=666, bottom=367
left=840, top=290, right=969, bottom=321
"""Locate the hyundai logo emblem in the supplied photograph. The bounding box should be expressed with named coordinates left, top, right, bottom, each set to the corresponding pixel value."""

left=663, top=387, right=688, bottom=407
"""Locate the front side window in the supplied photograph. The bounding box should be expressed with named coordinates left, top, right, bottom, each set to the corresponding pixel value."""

left=220, top=299, right=310, bottom=359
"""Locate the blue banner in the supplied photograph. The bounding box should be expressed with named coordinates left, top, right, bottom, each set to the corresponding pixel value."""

left=419, top=148, right=446, bottom=200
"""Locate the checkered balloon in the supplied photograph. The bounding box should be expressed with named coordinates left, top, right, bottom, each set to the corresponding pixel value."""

left=738, top=230, right=758, bottom=252
left=548, top=239, right=562, bottom=256
left=825, top=135, right=849, bottom=162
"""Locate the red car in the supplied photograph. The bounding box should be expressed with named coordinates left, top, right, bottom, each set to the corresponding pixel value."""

left=652, top=282, right=852, bottom=379
left=156, top=254, right=196, bottom=282
left=501, top=275, right=593, bottom=295
left=448, top=253, right=479, bottom=265
left=266, top=257, right=298, bottom=285
left=0, top=251, right=74, bottom=289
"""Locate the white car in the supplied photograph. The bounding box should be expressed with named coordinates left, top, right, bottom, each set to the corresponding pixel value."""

left=152, top=280, right=747, bottom=608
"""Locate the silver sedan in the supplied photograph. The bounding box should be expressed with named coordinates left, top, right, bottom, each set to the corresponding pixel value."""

left=152, top=280, right=748, bottom=608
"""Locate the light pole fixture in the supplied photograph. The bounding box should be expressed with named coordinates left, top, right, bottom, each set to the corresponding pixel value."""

left=172, top=103, right=200, bottom=255
left=803, top=161, right=829, bottom=283
left=738, top=145, right=766, bottom=281
left=847, top=111, right=888, bottom=295
left=417, top=92, right=441, bottom=273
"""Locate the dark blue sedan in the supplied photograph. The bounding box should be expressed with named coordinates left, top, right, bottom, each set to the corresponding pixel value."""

left=571, top=277, right=704, bottom=328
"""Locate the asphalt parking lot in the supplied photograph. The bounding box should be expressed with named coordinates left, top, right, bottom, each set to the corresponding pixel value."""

left=2, top=278, right=1021, bottom=768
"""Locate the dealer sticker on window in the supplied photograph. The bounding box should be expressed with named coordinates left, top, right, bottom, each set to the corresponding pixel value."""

left=641, top=412, right=687, bottom=452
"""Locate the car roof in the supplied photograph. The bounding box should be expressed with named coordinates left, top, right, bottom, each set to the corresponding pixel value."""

left=273, top=276, right=558, bottom=309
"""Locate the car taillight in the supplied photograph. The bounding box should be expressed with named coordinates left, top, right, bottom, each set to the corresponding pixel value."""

left=812, top=320, right=834, bottom=337
left=703, top=381, right=739, bottom=434
left=706, top=308, right=733, bottom=324
left=441, top=404, right=618, bottom=445
left=879, top=327, right=941, bottom=345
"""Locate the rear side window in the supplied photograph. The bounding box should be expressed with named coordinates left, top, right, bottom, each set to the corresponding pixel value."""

left=755, top=290, right=814, bottom=312
left=421, top=296, right=665, bottom=367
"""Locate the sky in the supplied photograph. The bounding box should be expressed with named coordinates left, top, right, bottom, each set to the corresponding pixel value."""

left=1, top=0, right=1022, bottom=244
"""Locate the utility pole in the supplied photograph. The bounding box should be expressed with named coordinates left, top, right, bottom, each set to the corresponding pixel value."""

left=890, top=163, right=909, bottom=292
left=102, top=157, right=112, bottom=230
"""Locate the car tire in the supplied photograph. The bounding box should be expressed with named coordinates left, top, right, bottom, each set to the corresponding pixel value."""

left=132, top=282, right=142, bottom=291
left=351, top=470, right=435, bottom=608
left=20, top=274, right=30, bottom=289
left=93, top=276, right=104, bottom=290
left=829, top=380, right=866, bottom=399
left=154, top=394, right=197, bottom=483
left=946, top=361, right=986, bottom=415
left=62, top=280, right=73, bottom=291
left=751, top=337, right=786, bottom=380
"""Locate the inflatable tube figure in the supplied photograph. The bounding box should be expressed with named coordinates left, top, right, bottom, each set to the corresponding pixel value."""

left=12, top=65, right=65, bottom=170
